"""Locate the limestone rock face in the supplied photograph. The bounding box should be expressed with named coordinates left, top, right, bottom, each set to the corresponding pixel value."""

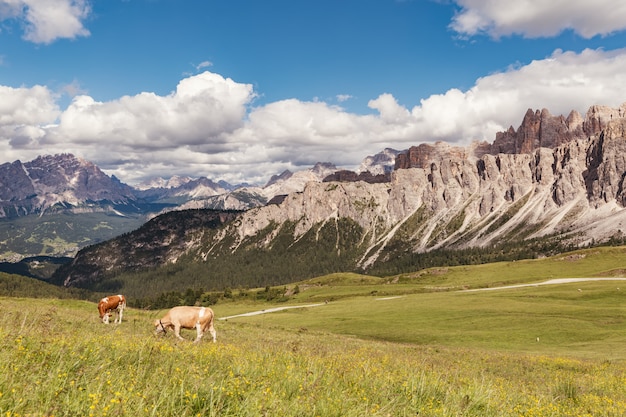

left=394, top=142, right=469, bottom=170
left=491, top=108, right=585, bottom=154
left=584, top=118, right=626, bottom=206
left=584, top=104, right=626, bottom=136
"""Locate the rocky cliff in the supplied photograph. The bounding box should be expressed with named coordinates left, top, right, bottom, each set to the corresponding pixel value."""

left=223, top=117, right=626, bottom=269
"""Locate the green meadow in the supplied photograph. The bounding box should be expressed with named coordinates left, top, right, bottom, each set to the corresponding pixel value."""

left=2, top=246, right=626, bottom=416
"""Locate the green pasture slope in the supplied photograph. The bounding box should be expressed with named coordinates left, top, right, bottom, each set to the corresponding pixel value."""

left=2, top=246, right=626, bottom=415
left=0, top=211, right=146, bottom=261
left=228, top=246, right=626, bottom=359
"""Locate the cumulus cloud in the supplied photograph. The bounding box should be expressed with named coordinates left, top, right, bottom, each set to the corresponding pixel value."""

left=1, top=49, right=626, bottom=185
left=368, top=94, right=411, bottom=124
left=46, top=71, right=255, bottom=148
left=0, top=84, right=59, bottom=126
left=437, top=48, right=626, bottom=139
left=0, top=0, right=91, bottom=44
left=450, top=0, right=626, bottom=38
left=0, top=84, right=60, bottom=162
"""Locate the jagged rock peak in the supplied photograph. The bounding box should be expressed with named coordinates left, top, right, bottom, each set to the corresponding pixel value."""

left=490, top=107, right=585, bottom=154
left=395, top=102, right=626, bottom=170
left=260, top=162, right=338, bottom=200
left=311, top=162, right=337, bottom=177
left=322, top=170, right=391, bottom=184
left=0, top=153, right=136, bottom=218
left=265, top=170, right=293, bottom=188
left=358, top=148, right=401, bottom=175
left=135, top=175, right=196, bottom=190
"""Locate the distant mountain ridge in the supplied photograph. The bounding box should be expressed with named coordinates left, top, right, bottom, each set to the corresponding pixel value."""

left=0, top=148, right=394, bottom=260
left=0, top=154, right=136, bottom=218
left=50, top=102, right=626, bottom=296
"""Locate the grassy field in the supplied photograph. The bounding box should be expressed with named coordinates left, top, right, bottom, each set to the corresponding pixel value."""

left=2, top=246, right=626, bottom=416
left=237, top=279, right=626, bottom=359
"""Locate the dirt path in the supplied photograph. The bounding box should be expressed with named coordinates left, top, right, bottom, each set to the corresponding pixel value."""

left=219, top=303, right=325, bottom=320
left=462, top=277, right=626, bottom=292
left=218, top=278, right=626, bottom=319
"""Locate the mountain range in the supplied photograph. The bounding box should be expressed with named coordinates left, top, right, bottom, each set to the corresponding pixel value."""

left=0, top=145, right=396, bottom=262
left=41, top=102, right=626, bottom=297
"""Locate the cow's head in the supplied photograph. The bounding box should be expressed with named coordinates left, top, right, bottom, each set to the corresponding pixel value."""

left=154, top=319, right=168, bottom=335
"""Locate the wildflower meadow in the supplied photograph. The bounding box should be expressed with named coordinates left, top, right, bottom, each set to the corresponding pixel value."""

left=2, top=293, right=626, bottom=417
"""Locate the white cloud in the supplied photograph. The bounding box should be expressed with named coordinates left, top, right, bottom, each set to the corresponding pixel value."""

left=195, top=61, right=213, bottom=71
left=2, top=48, right=626, bottom=185
left=368, top=94, right=411, bottom=124
left=0, top=83, right=60, bottom=162
left=409, top=48, right=626, bottom=142
left=60, top=79, right=87, bottom=98
left=0, top=84, right=59, bottom=126
left=0, top=0, right=91, bottom=44
left=336, top=94, right=352, bottom=102
left=450, top=0, right=626, bottom=38
left=47, top=71, right=255, bottom=148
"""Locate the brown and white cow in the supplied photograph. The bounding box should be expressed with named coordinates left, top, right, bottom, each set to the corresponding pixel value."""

left=98, top=294, right=126, bottom=324
left=154, top=306, right=217, bottom=343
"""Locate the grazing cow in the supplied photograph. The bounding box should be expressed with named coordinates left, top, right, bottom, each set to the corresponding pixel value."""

left=98, top=294, right=126, bottom=324
left=154, top=306, right=217, bottom=343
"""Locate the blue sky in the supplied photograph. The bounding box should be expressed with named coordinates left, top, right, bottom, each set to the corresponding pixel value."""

left=1, top=0, right=626, bottom=185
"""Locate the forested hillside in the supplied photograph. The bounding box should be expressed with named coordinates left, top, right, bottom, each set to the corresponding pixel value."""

left=49, top=205, right=587, bottom=305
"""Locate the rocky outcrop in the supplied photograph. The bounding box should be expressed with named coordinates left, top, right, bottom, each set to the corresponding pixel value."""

left=259, top=162, right=337, bottom=199
left=490, top=108, right=585, bottom=154
left=584, top=118, right=626, bottom=206
left=394, top=142, right=470, bottom=170
left=583, top=104, right=626, bottom=136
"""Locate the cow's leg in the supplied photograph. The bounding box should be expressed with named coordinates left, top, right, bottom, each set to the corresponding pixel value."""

left=200, top=319, right=217, bottom=343
left=207, top=323, right=217, bottom=343
left=174, top=324, right=184, bottom=341
left=103, top=312, right=110, bottom=324
left=115, top=307, right=123, bottom=324
left=194, top=323, right=204, bottom=343
left=202, top=318, right=217, bottom=343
